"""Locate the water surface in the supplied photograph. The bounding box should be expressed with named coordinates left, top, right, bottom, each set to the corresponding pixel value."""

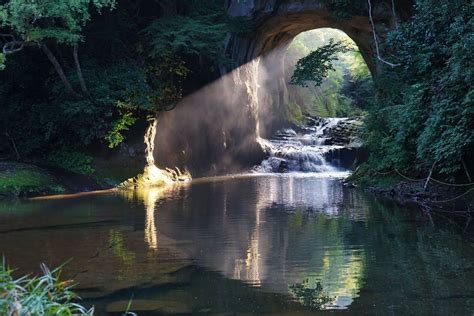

left=1, top=175, right=474, bottom=315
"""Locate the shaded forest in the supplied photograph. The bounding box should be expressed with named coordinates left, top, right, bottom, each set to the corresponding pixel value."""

left=0, top=0, right=473, bottom=187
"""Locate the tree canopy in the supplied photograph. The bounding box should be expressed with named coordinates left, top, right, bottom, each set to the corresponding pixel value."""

left=366, top=0, right=473, bottom=176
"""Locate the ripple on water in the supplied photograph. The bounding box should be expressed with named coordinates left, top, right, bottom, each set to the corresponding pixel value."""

left=2, top=175, right=474, bottom=314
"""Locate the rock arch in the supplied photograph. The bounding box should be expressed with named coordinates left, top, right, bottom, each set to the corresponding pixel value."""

left=153, top=1, right=415, bottom=174
left=225, top=0, right=413, bottom=74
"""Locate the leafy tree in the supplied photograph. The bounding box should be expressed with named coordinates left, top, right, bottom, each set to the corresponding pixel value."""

left=366, top=0, right=473, bottom=177
left=0, top=0, right=116, bottom=96
left=144, top=12, right=228, bottom=62
left=286, top=29, right=369, bottom=118
left=290, top=40, right=353, bottom=88
left=0, top=0, right=242, bottom=173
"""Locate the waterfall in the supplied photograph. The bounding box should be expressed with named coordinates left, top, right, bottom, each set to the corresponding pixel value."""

left=118, top=117, right=191, bottom=189
left=144, top=118, right=158, bottom=168
left=234, top=58, right=264, bottom=146
left=253, top=118, right=351, bottom=175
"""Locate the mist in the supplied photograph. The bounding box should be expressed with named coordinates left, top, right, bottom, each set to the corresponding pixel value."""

left=153, top=28, right=368, bottom=177
left=153, top=48, right=289, bottom=176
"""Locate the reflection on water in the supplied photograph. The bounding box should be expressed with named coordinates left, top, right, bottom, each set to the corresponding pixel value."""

left=120, top=176, right=367, bottom=310
left=1, top=175, right=474, bottom=315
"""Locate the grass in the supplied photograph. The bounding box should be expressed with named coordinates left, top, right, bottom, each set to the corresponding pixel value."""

left=0, top=258, right=93, bottom=315
left=0, top=163, right=65, bottom=197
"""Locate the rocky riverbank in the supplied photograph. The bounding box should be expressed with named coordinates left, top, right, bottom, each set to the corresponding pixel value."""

left=347, top=166, right=474, bottom=215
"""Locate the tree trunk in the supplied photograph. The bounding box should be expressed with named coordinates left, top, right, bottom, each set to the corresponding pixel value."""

left=73, top=44, right=89, bottom=95
left=424, top=163, right=435, bottom=191
left=461, top=158, right=472, bottom=183
left=5, top=132, right=20, bottom=160
left=41, top=43, right=81, bottom=98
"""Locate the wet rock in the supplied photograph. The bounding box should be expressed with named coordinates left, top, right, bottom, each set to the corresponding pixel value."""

left=257, top=157, right=288, bottom=173
left=305, top=115, right=326, bottom=127
left=325, top=117, right=364, bottom=147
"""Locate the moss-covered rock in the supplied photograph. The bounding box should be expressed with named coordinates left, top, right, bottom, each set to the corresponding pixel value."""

left=0, top=162, right=65, bottom=198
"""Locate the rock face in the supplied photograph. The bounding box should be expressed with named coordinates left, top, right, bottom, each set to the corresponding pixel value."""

left=323, top=117, right=367, bottom=169
left=325, top=117, right=364, bottom=147
left=222, top=0, right=411, bottom=138
left=151, top=1, right=411, bottom=174
left=225, top=0, right=413, bottom=72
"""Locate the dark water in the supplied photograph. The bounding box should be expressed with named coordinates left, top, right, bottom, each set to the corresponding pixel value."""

left=1, top=175, right=474, bottom=315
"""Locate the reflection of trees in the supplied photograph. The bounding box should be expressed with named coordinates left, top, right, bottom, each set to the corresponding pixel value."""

left=358, top=197, right=474, bottom=315
left=286, top=206, right=366, bottom=309
left=108, top=229, right=136, bottom=280
left=289, top=279, right=334, bottom=310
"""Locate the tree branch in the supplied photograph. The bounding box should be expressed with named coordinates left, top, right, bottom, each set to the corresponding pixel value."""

left=391, top=0, right=399, bottom=28
left=367, top=0, right=400, bottom=68
left=73, top=43, right=89, bottom=95
left=41, top=43, right=81, bottom=98
left=2, top=40, right=24, bottom=55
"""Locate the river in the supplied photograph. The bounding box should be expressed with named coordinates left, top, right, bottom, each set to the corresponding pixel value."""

left=1, top=122, right=474, bottom=315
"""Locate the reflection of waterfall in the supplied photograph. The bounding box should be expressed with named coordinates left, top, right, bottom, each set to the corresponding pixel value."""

left=119, top=186, right=184, bottom=251
left=234, top=180, right=265, bottom=285
left=150, top=175, right=367, bottom=310
left=254, top=118, right=351, bottom=175
left=229, top=175, right=365, bottom=304
left=143, top=188, right=160, bottom=250
left=234, top=58, right=264, bottom=146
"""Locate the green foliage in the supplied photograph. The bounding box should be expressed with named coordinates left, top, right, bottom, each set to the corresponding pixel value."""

left=289, top=279, right=334, bottom=310
left=45, top=150, right=95, bottom=175
left=0, top=0, right=241, bottom=169
left=106, top=111, right=137, bottom=149
left=286, top=102, right=304, bottom=124
left=0, top=0, right=115, bottom=45
left=0, top=53, right=5, bottom=70
left=0, top=54, right=154, bottom=161
left=142, top=0, right=234, bottom=111
left=366, top=0, right=474, bottom=177
left=53, top=61, right=154, bottom=145
left=146, top=56, right=190, bottom=111
left=144, top=13, right=227, bottom=62
left=0, top=164, right=63, bottom=196
left=342, top=52, right=374, bottom=110
left=290, top=40, right=353, bottom=88
left=0, top=259, right=93, bottom=315
left=286, top=29, right=370, bottom=118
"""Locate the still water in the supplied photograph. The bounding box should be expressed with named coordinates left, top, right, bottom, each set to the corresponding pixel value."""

left=1, top=174, right=474, bottom=315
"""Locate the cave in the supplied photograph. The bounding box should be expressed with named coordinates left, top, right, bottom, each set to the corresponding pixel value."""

left=154, top=0, right=411, bottom=175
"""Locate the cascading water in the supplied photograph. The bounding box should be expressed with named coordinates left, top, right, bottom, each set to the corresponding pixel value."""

left=119, top=116, right=191, bottom=189
left=234, top=58, right=351, bottom=176
left=234, top=58, right=265, bottom=146
left=253, top=117, right=351, bottom=176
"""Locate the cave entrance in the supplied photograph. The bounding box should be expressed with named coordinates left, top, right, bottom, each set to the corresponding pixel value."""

left=254, top=27, right=373, bottom=138
left=284, top=28, right=372, bottom=120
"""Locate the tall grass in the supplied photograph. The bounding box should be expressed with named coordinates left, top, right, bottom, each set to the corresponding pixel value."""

left=0, top=258, right=93, bottom=315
